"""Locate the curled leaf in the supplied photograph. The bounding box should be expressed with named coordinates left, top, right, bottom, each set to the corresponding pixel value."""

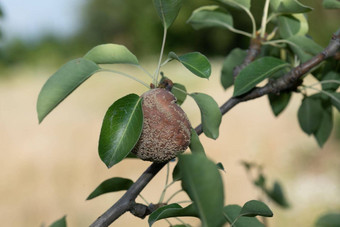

left=240, top=200, right=273, bottom=217
left=169, top=52, right=211, bottom=79
left=84, top=44, right=139, bottom=65
left=187, top=5, right=233, bottom=30
left=190, top=93, right=221, bottom=139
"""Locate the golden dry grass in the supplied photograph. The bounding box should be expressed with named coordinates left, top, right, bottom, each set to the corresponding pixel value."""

left=0, top=61, right=339, bottom=226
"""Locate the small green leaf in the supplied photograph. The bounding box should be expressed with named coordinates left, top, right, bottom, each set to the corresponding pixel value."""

left=268, top=92, right=292, bottom=116
left=84, top=44, right=139, bottom=65
left=265, top=181, right=289, bottom=208
left=153, top=0, right=182, bottom=29
left=313, top=106, right=333, bottom=147
left=222, top=205, right=264, bottom=227
left=171, top=83, right=187, bottom=105
left=86, top=177, right=134, bottom=200
left=240, top=200, right=273, bottom=217
left=298, top=97, right=323, bottom=135
left=221, top=48, right=247, bottom=89
left=190, top=93, right=222, bottom=139
left=189, top=128, right=205, bottom=155
left=37, top=58, right=100, bottom=123
left=254, top=173, right=266, bottom=189
left=172, top=162, right=181, bottom=181
left=278, top=14, right=308, bottom=39
left=315, top=213, right=340, bottom=227
left=240, top=160, right=256, bottom=171
left=217, top=0, right=251, bottom=10
left=277, top=0, right=313, bottom=13
left=216, top=162, right=225, bottom=172
left=99, top=94, right=143, bottom=168
left=148, top=203, right=198, bottom=226
left=323, top=0, right=340, bottom=9
left=187, top=6, right=233, bottom=30
left=169, top=52, right=211, bottom=79
left=330, top=93, right=340, bottom=111
left=322, top=71, right=340, bottom=91
left=49, top=216, right=67, bottom=227
left=178, top=154, right=224, bottom=227
left=287, top=35, right=323, bottom=63
left=233, top=57, right=289, bottom=97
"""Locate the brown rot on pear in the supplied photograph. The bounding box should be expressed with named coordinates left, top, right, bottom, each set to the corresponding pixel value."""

left=132, top=81, right=191, bottom=162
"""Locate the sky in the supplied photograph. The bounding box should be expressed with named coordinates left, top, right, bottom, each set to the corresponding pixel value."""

left=0, top=0, right=83, bottom=41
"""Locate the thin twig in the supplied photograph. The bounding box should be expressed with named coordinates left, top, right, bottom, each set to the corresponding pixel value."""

left=154, top=26, right=168, bottom=86
left=233, top=34, right=264, bottom=78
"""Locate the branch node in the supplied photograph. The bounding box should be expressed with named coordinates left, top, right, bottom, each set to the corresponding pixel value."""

left=128, top=202, right=167, bottom=219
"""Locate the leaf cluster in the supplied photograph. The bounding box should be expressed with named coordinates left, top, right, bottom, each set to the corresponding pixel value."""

left=189, top=0, right=340, bottom=147
left=39, top=0, right=340, bottom=226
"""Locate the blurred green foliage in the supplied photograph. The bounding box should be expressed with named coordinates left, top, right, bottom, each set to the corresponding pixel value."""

left=0, top=0, right=339, bottom=71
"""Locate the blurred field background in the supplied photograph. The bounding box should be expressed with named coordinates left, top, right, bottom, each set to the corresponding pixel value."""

left=0, top=0, right=340, bottom=226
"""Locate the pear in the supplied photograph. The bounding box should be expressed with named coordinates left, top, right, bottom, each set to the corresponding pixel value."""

left=132, top=88, right=191, bottom=162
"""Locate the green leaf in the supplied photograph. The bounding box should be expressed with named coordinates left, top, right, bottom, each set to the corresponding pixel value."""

left=321, top=71, right=340, bottom=91
left=148, top=203, right=198, bottom=226
left=268, top=92, right=292, bottom=116
left=330, top=93, right=340, bottom=111
left=37, top=58, right=100, bottom=123
left=190, top=93, right=222, bottom=139
left=277, top=0, right=313, bottom=13
left=178, top=154, right=224, bottom=227
left=287, top=35, right=323, bottom=63
left=240, top=160, right=256, bottom=172
left=86, top=177, right=134, bottom=200
left=222, top=205, right=264, bottom=227
left=172, top=162, right=181, bottom=181
left=126, top=152, right=138, bottom=158
left=49, top=216, right=67, bottom=227
left=171, top=83, right=187, bottom=105
left=153, top=0, right=182, bottom=29
left=254, top=173, right=266, bottom=189
left=240, top=200, right=273, bottom=217
left=221, top=48, right=247, bottom=89
left=187, top=6, right=233, bottom=30
left=216, top=162, right=225, bottom=172
left=313, top=106, right=333, bottom=147
left=278, top=14, right=308, bottom=39
left=217, top=0, right=251, bottom=10
left=265, top=181, right=289, bottom=208
left=315, top=213, right=340, bottom=227
left=270, top=0, right=282, bottom=11
left=189, top=128, right=205, bottom=155
left=169, top=52, right=211, bottom=79
left=84, top=44, right=139, bottom=65
left=298, top=97, right=323, bottom=135
left=233, top=57, right=289, bottom=97
left=323, top=0, right=340, bottom=9
left=99, top=94, right=143, bottom=168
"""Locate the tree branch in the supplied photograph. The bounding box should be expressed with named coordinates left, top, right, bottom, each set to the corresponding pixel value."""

left=233, top=34, right=265, bottom=78
left=90, top=28, right=340, bottom=227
